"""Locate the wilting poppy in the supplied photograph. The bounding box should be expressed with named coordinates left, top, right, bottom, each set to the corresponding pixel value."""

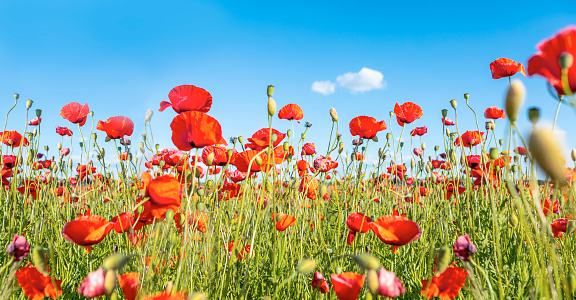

left=0, top=131, right=29, bottom=147
left=421, top=265, right=468, bottom=299
left=346, top=212, right=372, bottom=246
left=411, top=126, right=428, bottom=136
left=160, top=85, right=212, bottom=113
left=118, top=272, right=140, bottom=300
left=61, top=215, right=114, bottom=253
left=484, top=106, right=506, bottom=119
left=370, top=215, right=421, bottom=253
left=16, top=265, right=62, bottom=300
left=311, top=272, right=330, bottom=293
left=331, top=272, right=365, bottom=300
left=489, top=58, right=526, bottom=79
left=170, top=111, right=227, bottom=151
left=528, top=26, right=576, bottom=95
left=278, top=103, right=304, bottom=123
left=275, top=213, right=296, bottom=231
left=97, top=116, right=134, bottom=139
left=454, top=131, right=484, bottom=147
left=61, top=102, right=90, bottom=126
left=394, top=102, right=423, bottom=126
left=245, top=128, right=286, bottom=151
left=77, top=267, right=106, bottom=298
left=349, top=116, right=387, bottom=139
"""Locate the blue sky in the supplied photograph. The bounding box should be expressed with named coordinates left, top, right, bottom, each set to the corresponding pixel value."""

left=1, top=0, right=575, bottom=167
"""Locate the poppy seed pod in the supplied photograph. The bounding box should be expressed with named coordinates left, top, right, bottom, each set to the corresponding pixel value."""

left=528, top=107, right=540, bottom=125
left=238, top=136, right=244, bottom=144
left=353, top=253, right=381, bottom=270
left=14, top=93, right=19, bottom=100
left=267, top=85, right=274, bottom=97
left=372, top=136, right=378, bottom=142
left=450, top=99, right=457, bottom=108
left=267, top=97, right=276, bottom=116
left=330, top=107, right=338, bottom=121
left=35, top=109, right=42, bottom=118
left=26, top=99, right=33, bottom=108
left=464, top=93, right=470, bottom=100
left=138, top=142, right=145, bottom=154
left=145, top=108, right=153, bottom=122
left=559, top=52, right=574, bottom=69
left=441, top=109, right=448, bottom=118
left=296, top=259, right=316, bottom=275
left=505, top=79, right=526, bottom=122
left=489, top=148, right=499, bottom=160
left=105, top=136, right=111, bottom=142
left=529, top=127, right=566, bottom=186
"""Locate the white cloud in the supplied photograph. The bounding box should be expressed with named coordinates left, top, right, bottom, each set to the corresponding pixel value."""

left=311, top=80, right=336, bottom=95
left=336, top=67, right=385, bottom=93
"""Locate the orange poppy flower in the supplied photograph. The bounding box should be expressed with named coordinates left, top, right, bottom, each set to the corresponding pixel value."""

left=528, top=26, right=576, bottom=95
left=245, top=128, right=286, bottom=151
left=394, top=102, right=423, bottom=126
left=299, top=175, right=319, bottom=200
left=349, top=116, right=387, bottom=139
left=275, top=213, right=296, bottom=231
left=489, top=58, right=526, bottom=79
left=140, top=292, right=188, bottom=300
left=15, top=265, right=62, bottom=300
left=370, top=215, right=421, bottom=252
left=202, top=145, right=236, bottom=166
left=0, top=131, right=29, bottom=147
left=421, top=265, right=468, bottom=299
left=454, top=131, right=484, bottom=147
left=61, top=215, right=113, bottom=253
left=484, top=106, right=506, bottom=119
left=159, top=85, right=212, bottom=113
left=118, top=272, right=140, bottom=300
left=137, top=175, right=182, bottom=224
left=170, top=111, right=227, bottom=151
left=111, top=212, right=136, bottom=233
left=60, top=102, right=90, bottom=126
left=297, top=160, right=309, bottom=177
left=231, top=150, right=267, bottom=173
left=278, top=103, right=304, bottom=123
left=96, top=116, right=134, bottom=139
left=331, top=272, right=365, bottom=300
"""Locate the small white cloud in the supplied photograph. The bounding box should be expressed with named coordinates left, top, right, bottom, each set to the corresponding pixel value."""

left=311, top=80, right=336, bottom=95
left=336, top=67, right=385, bottom=93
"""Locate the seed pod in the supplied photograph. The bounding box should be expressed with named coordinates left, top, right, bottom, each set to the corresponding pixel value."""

left=372, top=136, right=378, bottom=142
left=559, top=52, right=574, bottom=70
left=26, top=99, right=33, bottom=108
left=464, top=93, right=470, bottom=100
left=255, top=156, right=263, bottom=166
left=529, top=127, right=566, bottom=186
left=14, top=93, right=19, bottom=100
left=206, top=153, right=215, bottom=166
left=267, top=85, right=274, bottom=97
left=330, top=107, right=338, bottom=122
left=301, top=133, right=306, bottom=139
left=196, top=188, right=205, bottom=197
left=489, top=148, right=499, bottom=160
left=353, top=253, right=380, bottom=270
left=238, top=136, right=244, bottom=144
left=296, top=259, right=316, bottom=275
left=450, top=99, right=457, bottom=108
left=505, top=79, right=526, bottom=122
left=528, top=107, right=540, bottom=125
left=441, top=109, right=448, bottom=118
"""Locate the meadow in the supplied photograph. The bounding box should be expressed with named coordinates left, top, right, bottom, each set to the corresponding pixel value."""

left=1, top=26, right=576, bottom=300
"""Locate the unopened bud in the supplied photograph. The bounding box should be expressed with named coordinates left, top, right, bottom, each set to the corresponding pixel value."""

left=450, top=99, right=457, bottom=108
left=366, top=269, right=379, bottom=296
left=296, top=259, right=316, bottom=275
left=271, top=133, right=278, bottom=142
left=571, top=149, right=576, bottom=162
left=434, top=246, right=452, bottom=276
left=559, top=52, right=574, bottom=70
left=335, top=266, right=343, bottom=275
left=505, top=79, right=526, bottom=122
left=189, top=292, right=207, bottom=300
left=330, top=107, right=338, bottom=122
left=206, top=153, right=215, bottom=166
left=421, top=142, right=426, bottom=150
left=268, top=97, right=276, bottom=116
left=255, top=156, right=263, bottom=166
left=528, top=107, right=540, bottom=125
left=529, top=127, right=566, bottom=185
left=464, top=93, right=470, bottom=100
left=286, top=129, right=291, bottom=138
left=301, top=133, right=306, bottom=139
left=339, top=142, right=345, bottom=154
left=14, top=93, right=19, bottom=100
left=319, top=185, right=327, bottom=198
left=57, top=143, right=62, bottom=150
left=267, top=85, right=274, bottom=97
left=145, top=109, right=153, bottom=122
left=104, top=269, right=117, bottom=296
left=372, top=136, right=378, bottom=142
left=26, top=99, right=33, bottom=109
left=31, top=247, right=48, bottom=276
left=283, top=142, right=289, bottom=152
left=353, top=253, right=380, bottom=270
left=509, top=213, right=519, bottom=227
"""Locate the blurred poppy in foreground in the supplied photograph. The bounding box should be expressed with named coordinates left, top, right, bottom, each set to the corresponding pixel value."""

left=97, top=116, right=134, bottom=139
left=160, top=85, right=212, bottom=113
left=278, top=103, right=304, bottom=122
left=60, top=102, right=90, bottom=126
left=421, top=265, right=467, bottom=299
left=349, top=116, right=387, bottom=139
left=16, top=265, right=62, bottom=300
left=489, top=58, right=526, bottom=79
left=140, top=292, right=188, bottom=300
left=331, top=272, right=365, bottom=300
left=275, top=212, right=296, bottom=231
left=370, top=215, right=421, bottom=253
left=118, top=272, right=140, bottom=300
left=170, top=111, right=227, bottom=151
left=77, top=267, right=106, bottom=298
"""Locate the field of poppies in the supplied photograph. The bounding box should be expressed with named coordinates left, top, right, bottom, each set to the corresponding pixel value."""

left=1, top=26, right=576, bottom=300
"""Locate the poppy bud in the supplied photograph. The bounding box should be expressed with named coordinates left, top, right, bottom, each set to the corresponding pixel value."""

left=441, top=109, right=448, bottom=118
left=283, top=142, right=289, bottom=152
left=255, top=156, right=263, bottom=166
left=271, top=133, right=278, bottom=143
left=372, top=136, right=378, bottom=142
left=26, top=99, right=33, bottom=108
left=509, top=213, right=519, bottom=227
left=511, top=165, right=517, bottom=173
left=330, top=107, right=338, bottom=122
left=434, top=145, right=440, bottom=151
left=568, top=274, right=576, bottom=293
left=464, top=93, right=470, bottom=100
left=206, top=153, right=215, bottom=166
left=268, top=97, right=276, bottom=116
left=165, top=209, right=175, bottom=222
left=141, top=132, right=147, bottom=141
left=421, top=142, right=426, bottom=151
left=389, top=111, right=394, bottom=117
left=339, top=142, right=345, bottom=154
left=335, top=266, right=342, bottom=275
left=14, top=93, right=19, bottom=100
left=296, top=259, right=316, bottom=275
left=104, top=269, right=116, bottom=296
left=529, top=127, right=566, bottom=185
left=567, top=221, right=576, bottom=234
left=488, top=148, right=498, bottom=160
left=571, top=149, right=576, bottom=162
left=434, top=246, right=452, bottom=275
left=138, top=142, right=145, bottom=154
left=196, top=188, right=205, bottom=197
left=354, top=253, right=381, bottom=270
left=410, top=158, right=415, bottom=169
left=286, top=129, right=291, bottom=138
left=559, top=52, right=574, bottom=70
left=89, top=111, right=94, bottom=117
left=189, top=292, right=207, bottom=300
left=346, top=156, right=350, bottom=165
left=505, top=79, right=526, bottom=122
left=267, top=85, right=274, bottom=97
left=32, top=128, right=37, bottom=137
left=105, top=136, right=111, bottom=142
left=399, top=142, right=404, bottom=148
left=103, top=253, right=129, bottom=271
left=238, top=136, right=244, bottom=144
left=366, top=269, right=379, bottom=296
left=501, top=150, right=511, bottom=156
left=450, top=99, right=457, bottom=108
left=301, top=133, right=306, bottom=139
left=319, top=184, right=327, bottom=198
left=499, top=139, right=504, bottom=146
left=145, top=109, right=153, bottom=122
left=227, top=149, right=233, bottom=159
left=31, top=246, right=48, bottom=276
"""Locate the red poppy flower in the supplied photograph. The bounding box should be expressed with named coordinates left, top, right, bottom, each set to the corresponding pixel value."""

left=313, top=156, right=338, bottom=173
left=301, top=143, right=316, bottom=156
left=331, top=272, right=365, bottom=300
left=299, top=175, right=319, bottom=200
left=489, top=58, right=526, bottom=79
left=245, top=128, right=286, bottom=151
left=421, top=266, right=468, bottom=299
left=16, top=265, right=62, bottom=300
left=411, top=126, right=428, bottom=136
left=454, top=131, right=484, bottom=147
left=159, top=85, right=212, bottom=113
left=202, top=145, right=236, bottom=166
left=442, top=117, right=455, bottom=126
left=136, top=175, right=182, bottom=225
left=514, top=146, right=527, bottom=155
left=394, top=102, right=423, bottom=126
left=17, top=180, right=38, bottom=200
left=231, top=150, right=267, bottom=173
left=349, top=116, right=387, bottom=139
left=346, top=212, right=373, bottom=246
left=551, top=218, right=575, bottom=238
left=97, top=116, right=134, bottom=139
left=0, top=131, right=29, bottom=147
left=55, top=126, right=73, bottom=137
left=528, top=26, right=576, bottom=95
left=170, top=111, right=226, bottom=151
left=311, top=272, right=330, bottom=293
left=140, top=291, right=188, bottom=300
left=112, top=212, right=136, bottom=233
left=297, top=160, right=309, bottom=177
left=229, top=170, right=247, bottom=182
left=61, top=215, right=114, bottom=253
left=484, top=106, right=506, bottom=119
left=60, top=102, right=90, bottom=126
left=28, top=117, right=41, bottom=126
left=370, top=215, right=421, bottom=252
left=278, top=103, right=304, bottom=123
left=275, top=213, right=296, bottom=231
left=118, top=272, right=139, bottom=300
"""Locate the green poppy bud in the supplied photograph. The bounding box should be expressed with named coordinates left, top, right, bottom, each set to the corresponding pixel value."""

left=434, top=246, right=452, bottom=276
left=286, top=129, right=291, bottom=138
left=489, top=148, right=499, bottom=159
left=335, top=266, right=343, bottom=275
left=103, top=253, right=130, bottom=270
left=165, top=209, right=174, bottom=222
left=366, top=269, right=379, bottom=296
left=196, top=188, right=205, bottom=197
left=267, top=85, right=274, bottom=98
left=505, top=80, right=526, bottom=122
left=330, top=107, right=338, bottom=122
left=509, top=213, right=519, bottom=227
left=450, top=99, right=457, bottom=108
left=296, top=259, right=316, bottom=275
left=32, top=246, right=48, bottom=276
left=206, top=153, right=215, bottom=166
left=35, top=109, right=42, bottom=118
left=441, top=109, right=448, bottom=118
left=464, top=93, right=470, bottom=100
left=529, top=127, right=567, bottom=186
left=301, top=133, right=306, bottom=139
left=283, top=142, right=289, bottom=152
left=238, top=136, right=244, bottom=144
left=528, top=107, right=540, bottom=125
left=14, top=93, right=19, bottom=100
left=26, top=99, right=33, bottom=109
left=353, top=253, right=380, bottom=270
left=268, top=97, right=276, bottom=116
left=104, top=269, right=116, bottom=296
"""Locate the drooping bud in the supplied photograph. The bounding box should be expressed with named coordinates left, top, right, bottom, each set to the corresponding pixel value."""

left=296, top=259, right=316, bottom=275
left=14, top=93, right=19, bottom=100
left=268, top=97, right=276, bottom=116
left=330, top=107, right=338, bottom=122
left=529, top=127, right=566, bottom=185
left=505, top=79, right=526, bottom=122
